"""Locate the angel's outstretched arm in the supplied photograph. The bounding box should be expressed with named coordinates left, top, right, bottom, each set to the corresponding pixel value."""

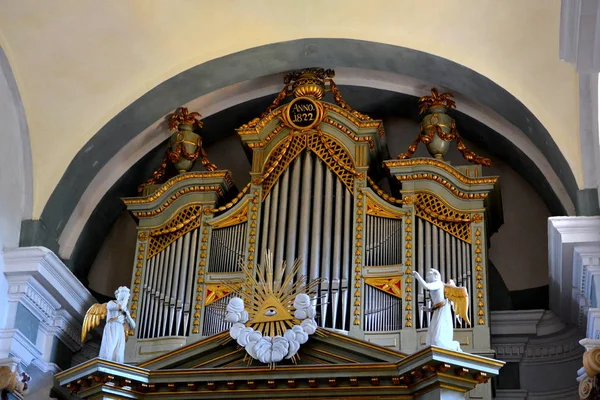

left=411, top=271, right=438, bottom=291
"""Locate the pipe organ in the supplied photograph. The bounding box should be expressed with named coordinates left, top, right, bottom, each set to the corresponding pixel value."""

left=123, top=69, right=501, bottom=364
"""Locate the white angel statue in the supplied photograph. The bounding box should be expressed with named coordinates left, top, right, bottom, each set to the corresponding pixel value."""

left=81, top=286, right=136, bottom=363
left=412, top=269, right=470, bottom=352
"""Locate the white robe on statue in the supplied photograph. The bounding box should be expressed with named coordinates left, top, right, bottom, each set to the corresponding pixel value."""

left=99, top=301, right=127, bottom=363
left=425, top=280, right=462, bottom=352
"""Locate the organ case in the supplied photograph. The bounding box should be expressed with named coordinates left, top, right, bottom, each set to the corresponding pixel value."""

left=122, top=71, right=500, bottom=364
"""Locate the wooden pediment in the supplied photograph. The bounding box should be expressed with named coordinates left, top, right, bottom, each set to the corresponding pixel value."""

left=138, top=329, right=406, bottom=371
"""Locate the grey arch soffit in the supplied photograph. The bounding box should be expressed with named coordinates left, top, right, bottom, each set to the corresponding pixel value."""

left=36, top=38, right=580, bottom=243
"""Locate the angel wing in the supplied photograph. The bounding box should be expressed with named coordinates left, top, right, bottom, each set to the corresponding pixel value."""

left=444, top=281, right=471, bottom=326
left=81, top=303, right=107, bottom=343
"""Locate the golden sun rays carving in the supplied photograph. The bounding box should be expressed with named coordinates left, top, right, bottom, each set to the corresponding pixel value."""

left=220, top=250, right=320, bottom=338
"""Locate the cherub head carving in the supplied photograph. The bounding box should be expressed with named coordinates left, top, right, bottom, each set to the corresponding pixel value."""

left=114, top=286, right=130, bottom=305
left=426, top=269, right=441, bottom=283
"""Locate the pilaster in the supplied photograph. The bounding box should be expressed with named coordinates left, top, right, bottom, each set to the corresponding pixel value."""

left=548, top=217, right=600, bottom=323
left=0, top=246, right=95, bottom=373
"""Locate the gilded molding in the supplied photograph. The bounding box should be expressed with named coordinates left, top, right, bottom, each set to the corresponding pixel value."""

left=124, top=171, right=231, bottom=205
left=321, top=102, right=384, bottom=135
left=246, top=191, right=260, bottom=276
left=404, top=216, right=413, bottom=327
left=396, top=173, right=488, bottom=200
left=130, top=185, right=223, bottom=218
left=237, top=109, right=283, bottom=135
left=130, top=241, right=147, bottom=321
left=208, top=201, right=249, bottom=229
left=354, top=190, right=365, bottom=326
left=385, top=159, right=498, bottom=185
left=474, top=228, right=485, bottom=325
left=246, top=123, right=286, bottom=149
left=322, top=117, right=375, bottom=150
left=366, top=176, right=405, bottom=206
left=192, top=222, right=210, bottom=334
left=205, top=183, right=251, bottom=215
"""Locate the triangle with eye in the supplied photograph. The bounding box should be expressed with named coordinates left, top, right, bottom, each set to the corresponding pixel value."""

left=250, top=294, right=293, bottom=324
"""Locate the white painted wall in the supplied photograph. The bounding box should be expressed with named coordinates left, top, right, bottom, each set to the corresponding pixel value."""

left=0, top=45, right=32, bottom=329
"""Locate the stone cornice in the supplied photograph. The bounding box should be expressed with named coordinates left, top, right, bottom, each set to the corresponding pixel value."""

left=491, top=310, right=584, bottom=365
left=3, top=246, right=95, bottom=319
left=548, top=217, right=600, bottom=324
left=490, top=310, right=545, bottom=336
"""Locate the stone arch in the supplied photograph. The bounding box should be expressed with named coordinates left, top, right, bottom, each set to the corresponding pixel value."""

left=25, top=38, right=579, bottom=285
left=0, top=44, right=32, bottom=250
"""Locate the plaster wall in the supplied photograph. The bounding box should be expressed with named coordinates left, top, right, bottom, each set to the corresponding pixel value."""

left=0, top=44, right=32, bottom=329
left=0, top=0, right=581, bottom=217
left=87, top=211, right=138, bottom=297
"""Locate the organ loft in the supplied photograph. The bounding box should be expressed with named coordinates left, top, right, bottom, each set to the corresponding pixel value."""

left=55, top=68, right=506, bottom=399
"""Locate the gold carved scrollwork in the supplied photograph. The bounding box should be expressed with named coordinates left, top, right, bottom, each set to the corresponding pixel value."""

left=414, top=192, right=472, bottom=243
left=584, top=347, right=600, bottom=377
left=205, top=284, right=240, bottom=307
left=579, top=375, right=595, bottom=400
left=364, top=277, right=403, bottom=299
left=209, top=201, right=249, bottom=229
left=258, top=131, right=358, bottom=199
left=365, top=192, right=406, bottom=219
left=366, top=176, right=404, bottom=206
left=147, top=204, right=203, bottom=259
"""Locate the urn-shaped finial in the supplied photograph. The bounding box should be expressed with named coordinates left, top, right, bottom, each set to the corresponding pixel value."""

left=397, top=88, right=492, bottom=167
left=418, top=89, right=457, bottom=160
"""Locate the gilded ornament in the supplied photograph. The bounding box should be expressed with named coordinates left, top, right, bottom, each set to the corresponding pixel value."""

left=396, top=89, right=491, bottom=166
left=396, top=174, right=488, bottom=201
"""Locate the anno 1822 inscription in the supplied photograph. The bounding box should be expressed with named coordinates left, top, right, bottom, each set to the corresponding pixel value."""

left=286, top=97, right=321, bottom=130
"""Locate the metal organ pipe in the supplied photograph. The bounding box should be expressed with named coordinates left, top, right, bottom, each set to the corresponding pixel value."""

left=260, top=195, right=271, bottom=265
left=414, top=217, right=475, bottom=329
left=174, top=232, right=190, bottom=336
left=286, top=158, right=301, bottom=275
left=298, top=152, right=314, bottom=279
left=341, top=191, right=351, bottom=330
left=319, top=168, right=334, bottom=326
left=183, top=229, right=198, bottom=335
left=267, top=179, right=280, bottom=259
left=275, top=168, right=290, bottom=267
left=309, top=159, right=323, bottom=283
left=331, top=179, right=343, bottom=330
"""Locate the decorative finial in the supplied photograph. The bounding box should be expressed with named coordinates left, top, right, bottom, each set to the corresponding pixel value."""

left=167, top=107, right=204, bottom=131
left=283, top=67, right=335, bottom=100
left=418, top=88, right=456, bottom=114
left=397, top=88, right=491, bottom=167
